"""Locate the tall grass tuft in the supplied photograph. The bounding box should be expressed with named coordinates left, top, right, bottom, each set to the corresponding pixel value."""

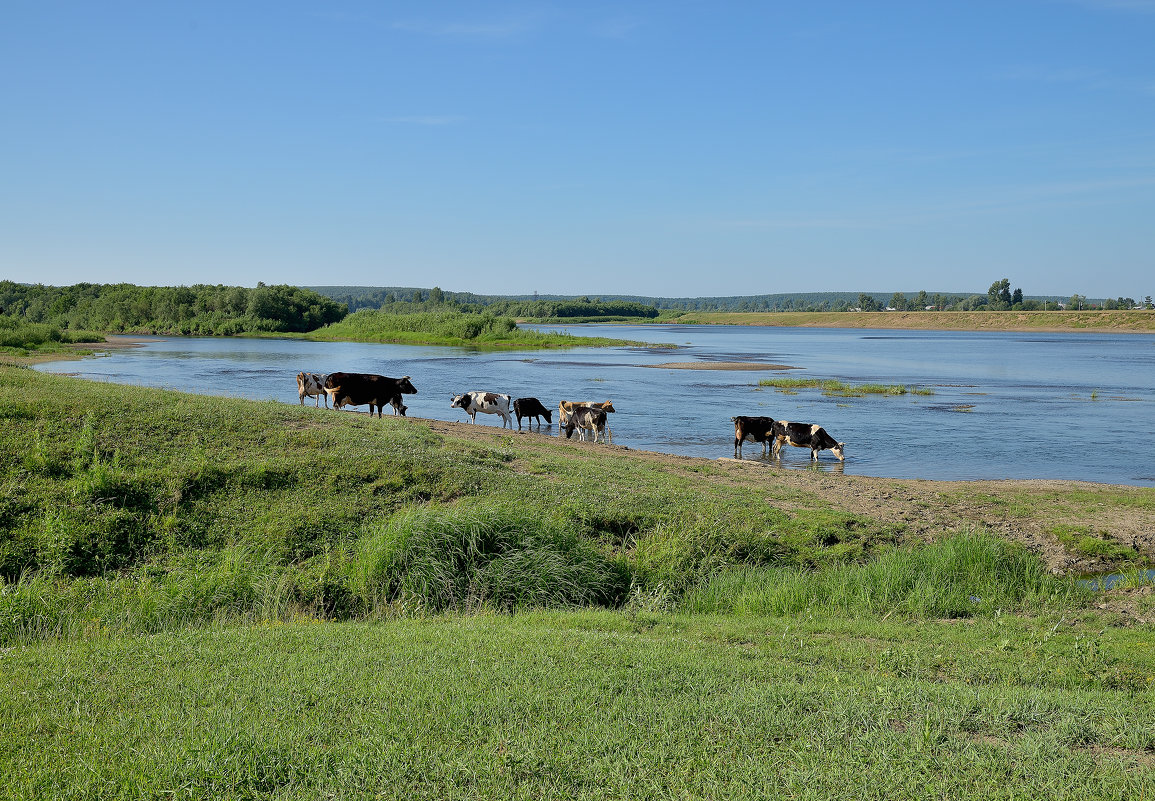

left=349, top=504, right=630, bottom=613
left=682, top=532, right=1088, bottom=618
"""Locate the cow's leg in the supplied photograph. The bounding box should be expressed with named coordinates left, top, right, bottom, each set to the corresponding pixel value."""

left=811, top=447, right=819, bottom=461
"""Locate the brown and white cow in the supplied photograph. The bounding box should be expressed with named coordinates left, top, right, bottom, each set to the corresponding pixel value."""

left=563, top=406, right=608, bottom=443
left=323, top=372, right=417, bottom=418
left=513, top=397, right=552, bottom=430
left=773, top=421, right=846, bottom=462
left=558, top=400, right=615, bottom=443
left=558, top=399, right=615, bottom=425
left=731, top=415, right=783, bottom=458
left=451, top=391, right=514, bottom=428
left=296, top=372, right=329, bottom=408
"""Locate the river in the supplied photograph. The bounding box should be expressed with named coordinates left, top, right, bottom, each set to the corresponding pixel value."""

left=35, top=324, right=1155, bottom=485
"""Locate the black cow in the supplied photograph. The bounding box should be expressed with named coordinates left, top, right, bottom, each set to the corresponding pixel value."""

left=731, top=415, right=783, bottom=458
left=323, top=372, right=417, bottom=419
left=513, top=397, right=552, bottom=430
left=773, top=421, right=845, bottom=462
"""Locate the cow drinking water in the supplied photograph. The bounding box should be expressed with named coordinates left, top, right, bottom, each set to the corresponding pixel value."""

left=773, top=421, right=845, bottom=462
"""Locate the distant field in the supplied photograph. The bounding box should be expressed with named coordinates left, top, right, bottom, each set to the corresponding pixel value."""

left=661, top=310, right=1155, bottom=333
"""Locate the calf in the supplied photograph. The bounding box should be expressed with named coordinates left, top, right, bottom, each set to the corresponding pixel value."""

left=513, top=397, right=552, bottom=430
left=296, top=372, right=329, bottom=408
left=731, top=415, right=782, bottom=458
left=323, top=372, right=417, bottom=419
left=563, top=406, right=608, bottom=443
left=451, top=391, right=514, bottom=428
left=773, top=421, right=846, bottom=462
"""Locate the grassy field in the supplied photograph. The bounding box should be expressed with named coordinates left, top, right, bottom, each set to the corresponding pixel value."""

left=303, top=308, right=647, bottom=348
left=660, top=309, right=1155, bottom=333
left=2, top=364, right=1154, bottom=798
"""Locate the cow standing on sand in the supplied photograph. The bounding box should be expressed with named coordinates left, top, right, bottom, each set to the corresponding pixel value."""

left=296, top=372, right=330, bottom=408
left=773, top=421, right=845, bottom=462
left=563, top=406, right=608, bottom=443
left=451, top=391, right=514, bottom=428
left=323, top=372, right=417, bottom=419
left=731, top=415, right=783, bottom=458
left=513, top=397, right=552, bottom=430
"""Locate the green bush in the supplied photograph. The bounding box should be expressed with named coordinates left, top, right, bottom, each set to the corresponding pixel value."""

left=350, top=504, right=630, bottom=612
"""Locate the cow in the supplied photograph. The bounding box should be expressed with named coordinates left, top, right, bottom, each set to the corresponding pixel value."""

left=323, top=372, right=417, bottom=419
left=558, top=399, right=615, bottom=425
left=513, top=397, right=552, bottom=430
left=563, top=406, right=608, bottom=443
left=773, top=421, right=846, bottom=462
left=731, top=415, right=783, bottom=458
left=296, top=372, right=329, bottom=408
left=451, top=391, right=514, bottom=428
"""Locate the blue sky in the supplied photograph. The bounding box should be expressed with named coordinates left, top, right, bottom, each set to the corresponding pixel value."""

left=3, top=1, right=1153, bottom=298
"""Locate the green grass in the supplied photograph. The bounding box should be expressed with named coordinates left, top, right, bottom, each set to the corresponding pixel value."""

left=4, top=364, right=1155, bottom=798
left=303, top=308, right=644, bottom=349
left=0, top=316, right=104, bottom=355
left=2, top=612, right=1154, bottom=799
left=757, top=377, right=934, bottom=397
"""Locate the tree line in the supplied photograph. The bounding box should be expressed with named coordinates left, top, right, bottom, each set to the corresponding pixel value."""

left=0, top=281, right=347, bottom=336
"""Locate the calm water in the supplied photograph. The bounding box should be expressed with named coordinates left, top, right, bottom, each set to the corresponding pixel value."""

left=36, top=325, right=1155, bottom=485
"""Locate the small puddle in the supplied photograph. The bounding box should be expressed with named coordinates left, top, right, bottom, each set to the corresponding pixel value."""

left=1076, top=569, right=1155, bottom=591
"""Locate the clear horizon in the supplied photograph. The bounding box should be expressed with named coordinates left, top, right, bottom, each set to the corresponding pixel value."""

left=3, top=1, right=1153, bottom=299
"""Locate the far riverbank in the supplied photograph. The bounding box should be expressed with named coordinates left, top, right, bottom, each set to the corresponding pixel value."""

left=659, top=309, right=1155, bottom=333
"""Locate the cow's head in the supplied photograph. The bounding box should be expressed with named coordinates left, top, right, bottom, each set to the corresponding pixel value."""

left=541, top=409, right=552, bottom=424
left=450, top=394, right=466, bottom=409
left=832, top=442, right=846, bottom=461
left=601, top=400, right=615, bottom=413
left=398, top=376, right=418, bottom=394
left=563, top=421, right=576, bottom=439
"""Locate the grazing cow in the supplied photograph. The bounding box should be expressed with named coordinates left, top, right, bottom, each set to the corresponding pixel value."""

left=558, top=399, right=615, bottom=425
left=323, top=372, right=417, bottom=419
left=451, top=391, right=514, bottom=428
left=731, top=415, right=783, bottom=458
left=296, top=372, right=329, bottom=408
left=513, top=397, right=552, bottom=430
left=563, top=406, right=608, bottom=443
left=773, top=421, right=846, bottom=462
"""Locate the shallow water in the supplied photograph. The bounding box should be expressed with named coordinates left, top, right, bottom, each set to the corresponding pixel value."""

left=35, top=324, right=1155, bottom=485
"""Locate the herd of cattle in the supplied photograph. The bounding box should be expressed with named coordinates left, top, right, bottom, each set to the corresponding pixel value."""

left=297, top=371, right=845, bottom=460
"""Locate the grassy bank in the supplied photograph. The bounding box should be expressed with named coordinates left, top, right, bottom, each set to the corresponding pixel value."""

left=662, top=309, right=1155, bottom=333
left=3, top=365, right=1155, bottom=797
left=304, top=308, right=645, bottom=348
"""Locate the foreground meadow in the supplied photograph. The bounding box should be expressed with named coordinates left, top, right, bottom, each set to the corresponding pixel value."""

left=2, top=364, right=1153, bottom=799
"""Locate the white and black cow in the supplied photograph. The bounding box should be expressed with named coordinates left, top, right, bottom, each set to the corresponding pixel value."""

left=563, top=406, right=608, bottom=443
left=513, top=397, right=552, bottom=430
left=773, top=421, right=845, bottom=462
left=296, top=372, right=329, bottom=408
left=451, top=391, right=514, bottom=428
left=558, top=399, right=615, bottom=425
left=731, top=415, right=783, bottom=458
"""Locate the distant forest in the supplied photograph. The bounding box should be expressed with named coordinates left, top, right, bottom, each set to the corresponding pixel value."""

left=307, top=285, right=1146, bottom=314
left=0, top=281, right=346, bottom=335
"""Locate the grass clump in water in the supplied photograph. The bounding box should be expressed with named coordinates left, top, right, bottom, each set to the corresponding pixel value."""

left=757, top=377, right=933, bottom=397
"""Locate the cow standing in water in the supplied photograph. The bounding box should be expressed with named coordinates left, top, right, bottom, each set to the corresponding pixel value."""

left=513, top=397, right=552, bottom=430
left=731, top=415, right=783, bottom=458
left=773, top=422, right=846, bottom=462
left=563, top=406, right=608, bottom=443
